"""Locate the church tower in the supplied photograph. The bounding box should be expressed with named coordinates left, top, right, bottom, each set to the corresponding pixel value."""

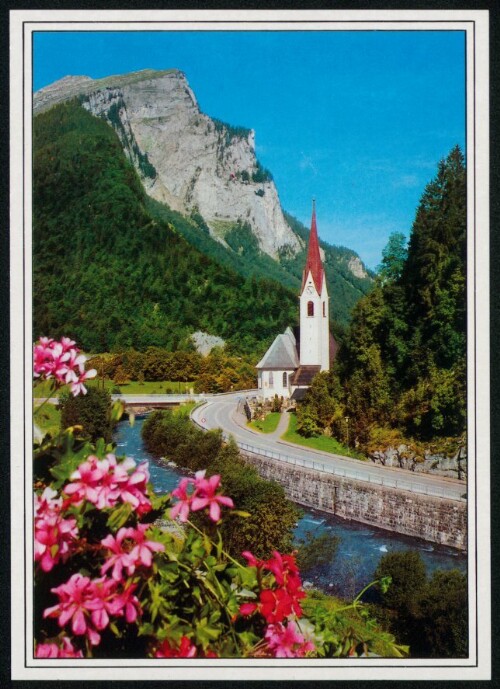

left=299, top=201, right=330, bottom=371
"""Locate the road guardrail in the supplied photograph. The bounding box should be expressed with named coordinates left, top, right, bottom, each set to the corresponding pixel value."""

left=190, top=405, right=465, bottom=503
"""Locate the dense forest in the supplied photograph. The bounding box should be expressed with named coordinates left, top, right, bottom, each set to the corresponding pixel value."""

left=298, top=147, right=466, bottom=447
left=89, top=347, right=257, bottom=392
left=33, top=99, right=373, bottom=359
left=33, top=101, right=301, bottom=355
left=145, top=200, right=372, bottom=334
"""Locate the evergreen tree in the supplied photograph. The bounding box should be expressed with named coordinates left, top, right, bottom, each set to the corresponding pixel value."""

left=298, top=146, right=466, bottom=445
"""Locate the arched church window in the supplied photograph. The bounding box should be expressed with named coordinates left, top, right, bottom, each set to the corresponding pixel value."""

left=269, top=371, right=274, bottom=388
left=307, top=301, right=314, bottom=317
left=283, top=372, right=287, bottom=387
left=323, top=301, right=326, bottom=317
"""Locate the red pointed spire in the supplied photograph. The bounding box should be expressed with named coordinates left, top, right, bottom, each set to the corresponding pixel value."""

left=301, top=199, right=324, bottom=293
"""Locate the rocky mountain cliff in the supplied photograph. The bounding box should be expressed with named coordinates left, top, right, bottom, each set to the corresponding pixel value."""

left=34, top=69, right=303, bottom=259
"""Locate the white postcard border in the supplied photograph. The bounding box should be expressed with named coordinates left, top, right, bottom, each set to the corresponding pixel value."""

left=10, top=8, right=491, bottom=682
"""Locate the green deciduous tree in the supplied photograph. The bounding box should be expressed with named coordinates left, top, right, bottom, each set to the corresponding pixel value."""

left=377, top=232, right=408, bottom=283
left=417, top=569, right=468, bottom=658
left=373, top=553, right=467, bottom=658
left=59, top=387, right=114, bottom=442
left=141, top=412, right=299, bottom=559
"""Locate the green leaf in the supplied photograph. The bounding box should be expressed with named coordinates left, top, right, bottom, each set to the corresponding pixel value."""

left=94, top=437, right=107, bottom=457
left=379, top=575, right=392, bottom=594
left=138, top=622, right=155, bottom=637
left=106, top=502, right=133, bottom=531
left=110, top=400, right=125, bottom=423
left=109, top=621, right=122, bottom=637
left=194, top=617, right=222, bottom=645
left=203, top=533, right=213, bottom=556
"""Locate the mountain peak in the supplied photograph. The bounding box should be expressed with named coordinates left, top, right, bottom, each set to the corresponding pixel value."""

left=34, top=68, right=185, bottom=115
left=34, top=68, right=302, bottom=259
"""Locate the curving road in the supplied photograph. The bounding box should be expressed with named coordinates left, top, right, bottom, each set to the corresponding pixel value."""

left=35, top=391, right=466, bottom=502
left=191, top=392, right=466, bottom=502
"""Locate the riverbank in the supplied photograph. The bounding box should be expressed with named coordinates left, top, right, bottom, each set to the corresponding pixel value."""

left=113, top=417, right=466, bottom=598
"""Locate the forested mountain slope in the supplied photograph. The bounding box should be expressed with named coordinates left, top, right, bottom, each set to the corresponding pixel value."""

left=300, top=147, right=466, bottom=445
left=34, top=69, right=373, bottom=330
left=33, top=101, right=299, bottom=355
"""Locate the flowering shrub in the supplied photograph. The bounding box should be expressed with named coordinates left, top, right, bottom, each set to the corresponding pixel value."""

left=33, top=338, right=407, bottom=660
left=33, top=430, right=407, bottom=660
left=34, top=336, right=97, bottom=396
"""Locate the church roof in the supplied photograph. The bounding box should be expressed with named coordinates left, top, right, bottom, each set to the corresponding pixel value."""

left=256, top=328, right=299, bottom=370
left=290, top=365, right=321, bottom=386
left=301, top=200, right=324, bottom=294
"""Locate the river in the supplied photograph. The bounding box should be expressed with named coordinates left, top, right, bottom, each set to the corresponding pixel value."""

left=114, top=417, right=466, bottom=597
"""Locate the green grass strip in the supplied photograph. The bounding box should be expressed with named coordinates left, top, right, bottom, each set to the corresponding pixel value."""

left=281, top=413, right=366, bottom=460
left=247, top=412, right=282, bottom=434
left=33, top=379, right=194, bottom=397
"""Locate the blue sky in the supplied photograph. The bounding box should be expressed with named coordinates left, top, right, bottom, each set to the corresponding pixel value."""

left=33, top=31, right=465, bottom=269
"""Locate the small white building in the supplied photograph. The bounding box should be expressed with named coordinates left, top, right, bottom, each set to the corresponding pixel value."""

left=256, top=201, right=337, bottom=401
left=256, top=327, right=299, bottom=399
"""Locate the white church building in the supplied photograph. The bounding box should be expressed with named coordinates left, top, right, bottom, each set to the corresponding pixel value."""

left=256, top=202, right=337, bottom=401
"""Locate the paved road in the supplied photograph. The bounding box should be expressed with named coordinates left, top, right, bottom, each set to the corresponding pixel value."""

left=110, top=394, right=210, bottom=404
left=191, top=392, right=466, bottom=502
left=33, top=391, right=466, bottom=501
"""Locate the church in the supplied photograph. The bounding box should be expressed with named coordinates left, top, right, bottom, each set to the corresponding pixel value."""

left=256, top=202, right=337, bottom=401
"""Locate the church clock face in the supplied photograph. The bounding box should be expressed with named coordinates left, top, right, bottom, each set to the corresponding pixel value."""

left=306, top=285, right=314, bottom=294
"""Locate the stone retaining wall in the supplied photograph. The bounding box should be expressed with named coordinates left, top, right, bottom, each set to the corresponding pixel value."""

left=241, top=451, right=467, bottom=551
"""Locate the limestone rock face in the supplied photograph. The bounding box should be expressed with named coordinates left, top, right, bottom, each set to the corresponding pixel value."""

left=191, top=331, right=225, bottom=356
left=34, top=69, right=302, bottom=259
left=348, top=256, right=368, bottom=279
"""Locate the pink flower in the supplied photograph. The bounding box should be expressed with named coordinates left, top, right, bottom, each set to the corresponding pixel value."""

left=101, top=525, right=164, bottom=580
left=190, top=471, right=234, bottom=522
left=33, top=336, right=96, bottom=395
left=64, top=454, right=152, bottom=514
left=107, top=581, right=141, bottom=623
left=119, top=462, right=152, bottom=515
left=239, top=602, right=258, bottom=616
left=241, top=550, right=267, bottom=569
left=155, top=636, right=197, bottom=658
left=60, top=337, right=77, bottom=352
left=34, top=490, right=78, bottom=572
left=85, top=577, right=120, bottom=633
left=35, top=486, right=62, bottom=516
left=33, top=338, right=56, bottom=378
left=43, top=573, right=117, bottom=647
left=35, top=637, right=83, bottom=658
left=265, top=621, right=315, bottom=658
left=64, top=456, right=108, bottom=506
left=100, top=527, right=137, bottom=580
left=33, top=339, right=72, bottom=382
left=43, top=570, right=144, bottom=648
left=170, top=472, right=233, bottom=523
left=67, top=367, right=97, bottom=396
left=170, top=478, right=195, bottom=522
left=128, top=524, right=165, bottom=567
